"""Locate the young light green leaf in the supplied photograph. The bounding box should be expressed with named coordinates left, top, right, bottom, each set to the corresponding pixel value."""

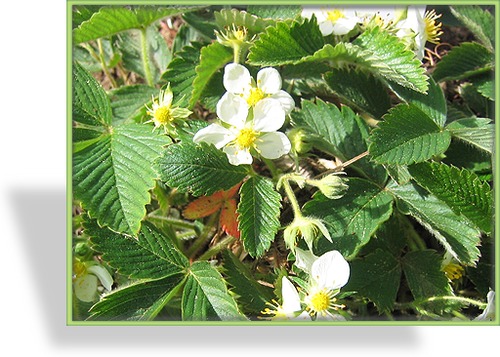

left=248, top=17, right=324, bottom=66
left=432, top=42, right=493, bottom=83
left=369, top=104, right=451, bottom=165
left=450, top=6, right=494, bottom=51
left=446, top=117, right=494, bottom=153
left=324, top=68, right=391, bottom=119
left=304, top=178, right=394, bottom=259
left=291, top=98, right=387, bottom=184
left=237, top=176, right=281, bottom=258
left=389, top=76, right=447, bottom=128
left=182, top=261, right=247, bottom=321
left=191, top=42, right=233, bottom=108
left=109, top=84, right=158, bottom=122
left=88, top=274, right=185, bottom=321
left=344, top=249, right=401, bottom=313
left=222, top=249, right=273, bottom=315
left=246, top=5, right=301, bottom=20
left=73, top=124, right=170, bottom=235
left=73, top=6, right=202, bottom=43
left=402, top=250, right=452, bottom=303
left=408, top=161, right=492, bottom=233
left=87, top=221, right=189, bottom=280
left=156, top=142, right=249, bottom=197
left=389, top=181, right=481, bottom=266
left=116, top=26, right=171, bottom=85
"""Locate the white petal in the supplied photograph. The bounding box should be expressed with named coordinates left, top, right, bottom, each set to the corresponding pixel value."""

left=332, top=18, right=358, bottom=35
left=252, top=98, right=285, bottom=132
left=87, top=265, right=113, bottom=291
left=319, top=21, right=335, bottom=36
left=270, top=91, right=295, bottom=115
left=311, top=250, right=350, bottom=290
left=223, top=63, right=251, bottom=94
left=256, top=132, right=291, bottom=159
left=294, top=247, right=318, bottom=275
left=281, top=277, right=301, bottom=313
left=216, top=92, right=248, bottom=128
left=223, top=145, right=253, bottom=165
left=73, top=274, right=98, bottom=302
left=302, top=8, right=327, bottom=22
left=257, top=67, right=282, bottom=94
left=193, top=123, right=235, bottom=149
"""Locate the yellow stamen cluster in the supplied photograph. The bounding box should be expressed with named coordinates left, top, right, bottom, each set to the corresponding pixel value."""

left=306, top=287, right=342, bottom=316
left=424, top=9, right=443, bottom=44
left=246, top=87, right=266, bottom=106
left=443, top=263, right=464, bottom=281
left=73, top=261, right=86, bottom=279
left=327, top=9, right=345, bottom=22
left=236, top=128, right=257, bottom=149
left=152, top=105, right=173, bottom=125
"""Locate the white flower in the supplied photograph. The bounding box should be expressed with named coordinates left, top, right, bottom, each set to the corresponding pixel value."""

left=222, top=63, right=295, bottom=114
left=295, top=248, right=350, bottom=320
left=262, top=277, right=310, bottom=320
left=396, top=6, right=443, bottom=60
left=193, top=94, right=291, bottom=165
left=302, top=7, right=361, bottom=36
left=73, top=261, right=113, bottom=302
left=475, top=290, right=496, bottom=321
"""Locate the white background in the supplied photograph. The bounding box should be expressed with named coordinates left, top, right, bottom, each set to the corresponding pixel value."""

left=1, top=1, right=497, bottom=355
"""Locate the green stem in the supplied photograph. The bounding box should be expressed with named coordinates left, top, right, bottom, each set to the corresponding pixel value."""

left=140, top=27, right=154, bottom=86
left=424, top=295, right=487, bottom=308
left=148, top=214, right=198, bottom=230
left=187, top=214, right=218, bottom=258
left=233, top=43, right=241, bottom=64
left=97, top=39, right=117, bottom=88
left=282, top=178, right=303, bottom=218
left=198, top=236, right=236, bottom=261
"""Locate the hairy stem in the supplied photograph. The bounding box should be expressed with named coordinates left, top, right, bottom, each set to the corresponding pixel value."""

left=140, top=27, right=154, bottom=86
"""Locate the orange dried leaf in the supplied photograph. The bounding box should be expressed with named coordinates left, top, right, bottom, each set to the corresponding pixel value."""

left=220, top=198, right=240, bottom=238
left=183, top=192, right=224, bottom=219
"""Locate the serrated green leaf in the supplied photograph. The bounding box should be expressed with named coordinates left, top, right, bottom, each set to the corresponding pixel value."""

left=88, top=274, right=185, bottom=321
left=304, top=178, right=394, bottom=259
left=237, top=176, right=281, bottom=258
left=291, top=98, right=386, bottom=184
left=88, top=221, right=188, bottom=280
left=162, top=42, right=203, bottom=108
left=182, top=261, right=247, bottom=321
left=73, top=61, right=112, bottom=127
left=222, top=249, right=273, bottom=315
left=402, top=250, right=452, bottom=302
left=190, top=42, right=232, bottom=108
left=156, top=142, right=248, bottom=197
left=116, top=26, right=171, bottom=85
left=470, top=72, right=495, bottom=100
left=344, top=249, right=401, bottom=313
left=109, top=84, right=158, bottom=122
left=466, top=242, right=495, bottom=296
left=432, top=42, right=493, bottom=83
left=366, top=213, right=409, bottom=257
left=388, top=181, right=481, bottom=266
left=446, top=117, right=494, bottom=153
left=73, top=5, right=202, bottom=43
left=248, top=17, right=324, bottom=66
left=390, top=76, right=447, bottom=128
left=73, top=124, right=170, bottom=234
left=324, top=69, right=390, bottom=119
left=369, top=104, right=451, bottom=165
left=408, top=162, right=492, bottom=233
left=352, top=27, right=428, bottom=93
left=72, top=5, right=102, bottom=29
left=247, top=5, right=301, bottom=20
left=450, top=6, right=494, bottom=51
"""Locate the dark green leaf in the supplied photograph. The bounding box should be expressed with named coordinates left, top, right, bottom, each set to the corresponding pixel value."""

left=345, top=249, right=401, bottom=313
left=109, top=84, right=158, bottom=122
left=156, top=142, right=249, bottom=197
left=408, top=161, right=492, bottom=233
left=182, top=261, right=247, bottom=321
left=237, top=176, right=281, bottom=258
left=88, top=274, right=185, bottom=321
left=88, top=221, right=189, bottom=280
left=304, top=178, right=394, bottom=259
left=369, top=104, right=451, bottom=165
left=450, top=6, right=494, bottom=50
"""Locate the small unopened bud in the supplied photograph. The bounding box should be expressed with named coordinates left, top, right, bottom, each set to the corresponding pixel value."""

left=283, top=216, right=332, bottom=251
left=288, top=128, right=312, bottom=154
left=306, top=174, right=348, bottom=199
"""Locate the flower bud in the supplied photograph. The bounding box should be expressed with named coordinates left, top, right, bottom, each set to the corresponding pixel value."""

left=283, top=216, right=332, bottom=251
left=307, top=174, right=349, bottom=199
left=288, top=128, right=313, bottom=154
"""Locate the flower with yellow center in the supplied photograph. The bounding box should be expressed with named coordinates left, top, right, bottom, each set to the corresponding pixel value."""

left=221, top=63, right=295, bottom=115
left=395, top=6, right=443, bottom=60
left=261, top=277, right=310, bottom=321
left=193, top=94, right=291, bottom=165
left=295, top=248, right=350, bottom=320
left=441, top=251, right=464, bottom=281
left=302, top=7, right=361, bottom=36
left=73, top=260, right=113, bottom=302
left=145, top=84, right=192, bottom=134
